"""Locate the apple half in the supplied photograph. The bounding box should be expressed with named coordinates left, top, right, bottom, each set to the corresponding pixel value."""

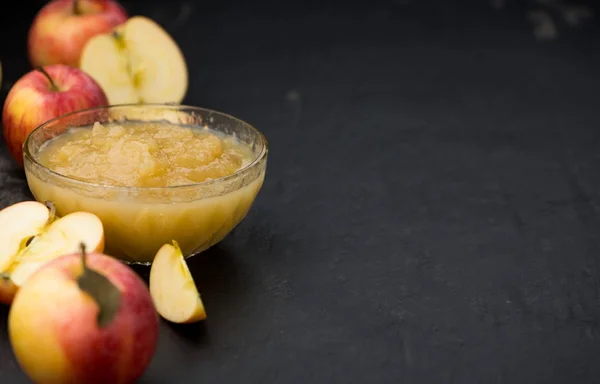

left=0, top=201, right=105, bottom=304
left=80, top=16, right=188, bottom=105
left=149, top=241, right=206, bottom=324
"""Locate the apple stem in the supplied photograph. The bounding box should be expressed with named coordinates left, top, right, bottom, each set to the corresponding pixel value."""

left=44, top=201, right=56, bottom=223
left=73, top=0, right=81, bottom=15
left=35, top=67, right=59, bottom=92
left=80, top=242, right=88, bottom=271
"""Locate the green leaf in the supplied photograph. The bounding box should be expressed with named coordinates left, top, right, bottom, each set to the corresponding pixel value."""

left=76, top=243, right=121, bottom=328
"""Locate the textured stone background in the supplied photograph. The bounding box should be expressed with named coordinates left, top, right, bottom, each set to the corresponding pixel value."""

left=1, top=0, right=600, bottom=383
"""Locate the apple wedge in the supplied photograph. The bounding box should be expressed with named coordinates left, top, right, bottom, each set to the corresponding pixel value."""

left=80, top=16, right=188, bottom=105
left=0, top=201, right=105, bottom=304
left=149, top=241, right=206, bottom=324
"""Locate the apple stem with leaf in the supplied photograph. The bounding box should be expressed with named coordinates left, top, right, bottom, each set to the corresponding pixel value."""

left=35, top=66, right=59, bottom=92
left=77, top=243, right=121, bottom=328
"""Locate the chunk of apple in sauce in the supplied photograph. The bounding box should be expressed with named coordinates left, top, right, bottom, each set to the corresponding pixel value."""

left=0, top=201, right=104, bottom=304
left=149, top=241, right=206, bottom=324
left=80, top=16, right=188, bottom=105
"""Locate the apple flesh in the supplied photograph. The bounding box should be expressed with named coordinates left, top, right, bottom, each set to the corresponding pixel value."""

left=2, top=64, right=108, bottom=166
left=8, top=211, right=106, bottom=286
left=0, top=201, right=51, bottom=272
left=9, top=246, right=158, bottom=384
left=149, top=241, right=206, bottom=324
left=0, top=200, right=105, bottom=304
left=28, top=0, right=129, bottom=68
left=80, top=16, right=188, bottom=105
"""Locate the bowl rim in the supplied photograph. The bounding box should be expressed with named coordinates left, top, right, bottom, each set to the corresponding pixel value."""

left=23, top=103, right=269, bottom=192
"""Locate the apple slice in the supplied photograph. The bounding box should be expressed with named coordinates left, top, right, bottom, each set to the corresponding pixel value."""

left=8, top=211, right=105, bottom=287
left=80, top=16, right=188, bottom=105
left=0, top=201, right=51, bottom=272
left=149, top=241, right=206, bottom=324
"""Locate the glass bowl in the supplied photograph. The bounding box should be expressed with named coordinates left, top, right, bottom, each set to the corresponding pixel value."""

left=23, top=104, right=268, bottom=265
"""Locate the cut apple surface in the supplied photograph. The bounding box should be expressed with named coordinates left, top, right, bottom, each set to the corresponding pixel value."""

left=80, top=16, right=188, bottom=105
left=0, top=201, right=51, bottom=272
left=149, top=241, right=206, bottom=324
left=9, top=211, right=105, bottom=286
left=0, top=201, right=105, bottom=304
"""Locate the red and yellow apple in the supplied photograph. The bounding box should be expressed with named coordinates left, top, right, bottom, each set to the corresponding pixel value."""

left=80, top=16, right=188, bottom=105
left=9, top=245, right=158, bottom=384
left=0, top=200, right=105, bottom=304
left=2, top=64, right=108, bottom=166
left=28, top=0, right=129, bottom=68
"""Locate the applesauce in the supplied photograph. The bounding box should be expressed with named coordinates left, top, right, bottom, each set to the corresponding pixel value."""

left=23, top=106, right=267, bottom=264
left=38, top=121, right=254, bottom=187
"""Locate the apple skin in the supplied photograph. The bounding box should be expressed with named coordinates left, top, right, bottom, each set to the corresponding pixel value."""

left=28, top=0, right=129, bottom=68
left=2, top=64, right=108, bottom=167
left=8, top=251, right=158, bottom=384
left=0, top=277, right=17, bottom=305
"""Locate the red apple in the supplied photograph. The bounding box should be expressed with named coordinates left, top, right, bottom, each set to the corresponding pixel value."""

left=28, top=0, right=129, bottom=68
left=2, top=64, right=108, bottom=166
left=8, top=244, right=158, bottom=384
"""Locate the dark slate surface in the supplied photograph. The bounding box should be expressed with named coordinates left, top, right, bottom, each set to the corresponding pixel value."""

left=1, top=0, right=600, bottom=383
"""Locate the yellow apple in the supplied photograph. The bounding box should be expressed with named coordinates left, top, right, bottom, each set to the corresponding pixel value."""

left=80, top=16, right=188, bottom=105
left=149, top=240, right=206, bottom=324
left=0, top=200, right=105, bottom=304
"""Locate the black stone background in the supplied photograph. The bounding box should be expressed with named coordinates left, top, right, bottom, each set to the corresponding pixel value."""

left=1, top=0, right=600, bottom=383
